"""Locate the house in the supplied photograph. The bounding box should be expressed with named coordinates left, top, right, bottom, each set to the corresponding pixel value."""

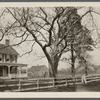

left=28, top=65, right=49, bottom=78
left=0, top=39, right=27, bottom=79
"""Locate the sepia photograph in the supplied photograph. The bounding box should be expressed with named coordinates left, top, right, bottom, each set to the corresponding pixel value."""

left=0, top=3, right=100, bottom=96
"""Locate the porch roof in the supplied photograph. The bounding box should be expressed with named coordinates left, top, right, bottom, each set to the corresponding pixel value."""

left=0, top=62, right=27, bottom=67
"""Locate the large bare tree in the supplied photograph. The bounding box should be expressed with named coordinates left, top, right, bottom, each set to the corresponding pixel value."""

left=0, top=7, right=96, bottom=77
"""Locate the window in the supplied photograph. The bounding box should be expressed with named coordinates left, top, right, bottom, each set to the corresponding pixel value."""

left=10, top=55, right=17, bottom=63
left=21, top=69, right=27, bottom=74
left=10, top=55, right=15, bottom=62
left=0, top=54, right=2, bottom=62
left=10, top=67, right=17, bottom=74
left=6, top=59, right=9, bottom=61
left=5, top=54, right=10, bottom=62
left=15, top=55, right=17, bottom=62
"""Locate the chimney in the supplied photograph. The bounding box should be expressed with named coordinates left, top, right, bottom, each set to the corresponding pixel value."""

left=5, top=39, right=10, bottom=45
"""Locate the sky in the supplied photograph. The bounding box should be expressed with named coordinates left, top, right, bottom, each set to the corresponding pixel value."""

left=1, top=7, right=100, bottom=70
left=19, top=7, right=100, bottom=69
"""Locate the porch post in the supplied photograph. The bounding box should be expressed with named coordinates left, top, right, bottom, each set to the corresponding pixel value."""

left=26, top=67, right=28, bottom=77
left=18, top=66, right=21, bottom=78
left=4, top=54, right=5, bottom=62
left=8, top=65, right=11, bottom=79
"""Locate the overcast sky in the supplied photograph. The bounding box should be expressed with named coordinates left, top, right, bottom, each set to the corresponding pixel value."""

left=1, top=6, right=100, bottom=69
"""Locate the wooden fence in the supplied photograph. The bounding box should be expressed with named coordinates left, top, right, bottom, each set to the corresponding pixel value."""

left=0, top=76, right=82, bottom=92
left=85, top=74, right=100, bottom=83
left=0, top=74, right=100, bottom=92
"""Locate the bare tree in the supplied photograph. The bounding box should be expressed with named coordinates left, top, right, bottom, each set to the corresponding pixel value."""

left=60, top=8, right=94, bottom=77
left=0, top=7, right=95, bottom=77
left=0, top=8, right=6, bottom=41
left=76, top=52, right=96, bottom=75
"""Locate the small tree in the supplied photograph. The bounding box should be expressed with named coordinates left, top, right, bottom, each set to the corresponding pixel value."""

left=76, top=52, right=96, bottom=75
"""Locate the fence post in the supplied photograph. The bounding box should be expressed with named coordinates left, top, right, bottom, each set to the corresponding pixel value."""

left=18, top=79, right=21, bottom=91
left=81, top=75, right=87, bottom=84
left=53, top=78, right=55, bottom=87
left=95, top=75, right=97, bottom=80
left=75, top=77, right=77, bottom=83
left=91, top=76, right=93, bottom=81
left=66, top=78, right=68, bottom=86
left=37, top=79, right=39, bottom=91
left=72, top=77, right=75, bottom=85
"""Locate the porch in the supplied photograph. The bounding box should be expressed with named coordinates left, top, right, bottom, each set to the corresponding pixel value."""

left=0, top=62, right=27, bottom=79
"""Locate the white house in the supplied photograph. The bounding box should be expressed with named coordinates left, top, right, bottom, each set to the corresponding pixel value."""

left=0, top=39, right=27, bottom=79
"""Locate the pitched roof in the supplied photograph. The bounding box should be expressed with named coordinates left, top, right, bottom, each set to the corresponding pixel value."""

left=28, top=65, right=48, bottom=72
left=28, top=65, right=49, bottom=78
left=0, top=44, right=19, bottom=55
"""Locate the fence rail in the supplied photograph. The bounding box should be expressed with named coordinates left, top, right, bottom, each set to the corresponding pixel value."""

left=0, top=74, right=100, bottom=92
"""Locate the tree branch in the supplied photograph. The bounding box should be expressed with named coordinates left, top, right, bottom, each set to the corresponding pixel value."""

left=57, top=10, right=91, bottom=46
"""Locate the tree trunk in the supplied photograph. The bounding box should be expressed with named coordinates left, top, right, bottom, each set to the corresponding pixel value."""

left=54, top=61, right=59, bottom=76
left=48, top=58, right=59, bottom=78
left=71, top=43, right=75, bottom=77
left=85, top=66, right=88, bottom=76
left=48, top=62, right=55, bottom=77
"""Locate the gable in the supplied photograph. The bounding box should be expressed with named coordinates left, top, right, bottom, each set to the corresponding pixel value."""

left=0, top=44, right=19, bottom=55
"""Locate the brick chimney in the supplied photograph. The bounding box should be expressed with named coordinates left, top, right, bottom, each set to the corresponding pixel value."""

left=5, top=39, right=10, bottom=45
